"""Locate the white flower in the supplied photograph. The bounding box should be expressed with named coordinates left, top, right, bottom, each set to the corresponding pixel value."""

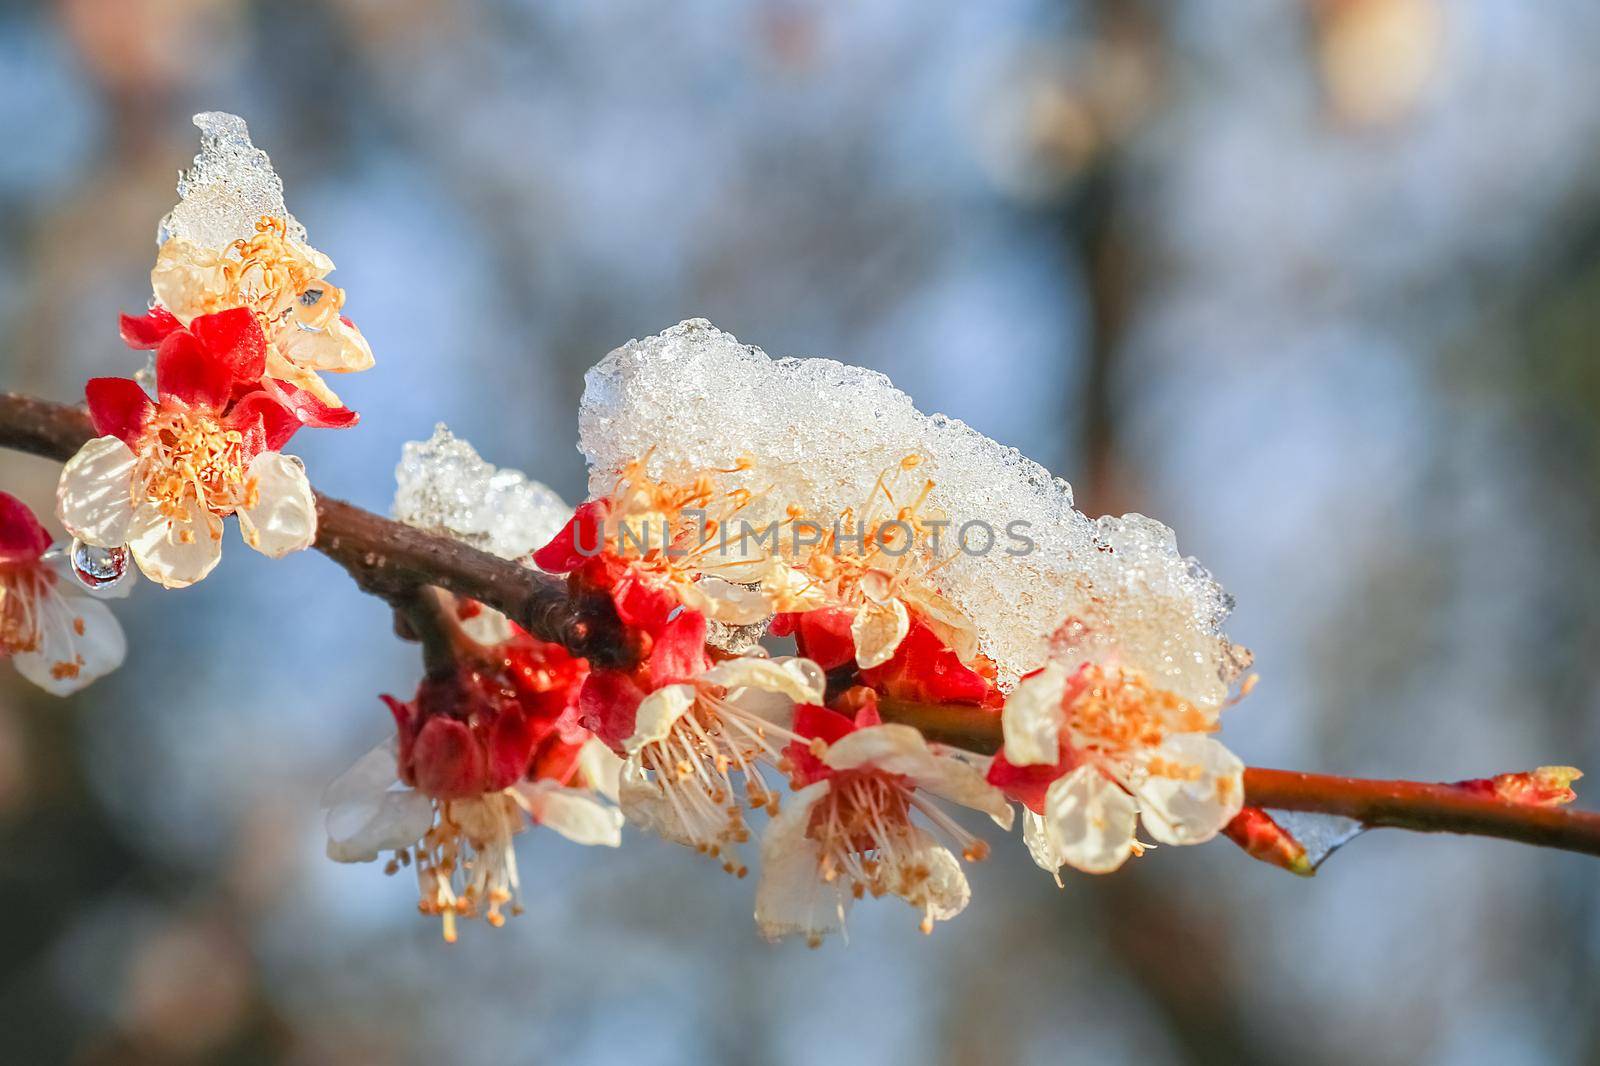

left=323, top=736, right=623, bottom=942
left=149, top=219, right=373, bottom=408
left=997, top=661, right=1244, bottom=878
left=612, top=656, right=826, bottom=874
left=755, top=719, right=1013, bottom=946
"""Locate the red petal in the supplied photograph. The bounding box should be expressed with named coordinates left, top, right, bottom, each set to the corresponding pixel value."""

left=265, top=379, right=360, bottom=431
left=784, top=703, right=859, bottom=786
left=614, top=573, right=683, bottom=634
left=411, top=716, right=490, bottom=799
left=529, top=733, right=588, bottom=786
left=118, top=307, right=181, bottom=349
left=790, top=608, right=858, bottom=672
left=85, top=377, right=155, bottom=447
left=228, top=391, right=303, bottom=453
left=577, top=669, right=646, bottom=752
left=986, top=752, right=1068, bottom=814
left=0, top=493, right=52, bottom=564
left=533, top=501, right=608, bottom=574
left=383, top=694, right=420, bottom=786
left=861, top=618, right=997, bottom=705
left=487, top=704, right=543, bottom=793
left=155, top=328, right=233, bottom=410
left=648, top=609, right=708, bottom=687
left=189, top=307, right=267, bottom=388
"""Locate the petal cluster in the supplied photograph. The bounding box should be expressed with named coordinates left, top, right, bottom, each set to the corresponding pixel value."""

left=326, top=602, right=622, bottom=940
left=989, top=658, right=1244, bottom=877
left=57, top=309, right=322, bottom=588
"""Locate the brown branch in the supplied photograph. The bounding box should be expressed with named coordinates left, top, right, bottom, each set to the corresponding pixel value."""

left=4, top=392, right=1599, bottom=861
left=1243, top=768, right=1600, bottom=857
left=0, top=393, right=636, bottom=669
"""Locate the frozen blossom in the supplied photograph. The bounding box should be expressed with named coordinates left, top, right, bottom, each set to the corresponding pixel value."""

left=578, top=319, right=1242, bottom=693
left=394, top=424, right=572, bottom=561
left=158, top=112, right=306, bottom=251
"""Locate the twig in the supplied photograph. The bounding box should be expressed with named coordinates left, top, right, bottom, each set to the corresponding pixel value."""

left=4, top=392, right=1598, bottom=860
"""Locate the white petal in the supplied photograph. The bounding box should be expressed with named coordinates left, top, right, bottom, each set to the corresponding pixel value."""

left=618, top=760, right=695, bottom=846
left=1044, top=765, right=1139, bottom=874
left=150, top=238, right=223, bottom=320
left=325, top=790, right=434, bottom=863
left=851, top=597, right=909, bottom=669
left=686, top=575, right=772, bottom=625
left=914, top=750, right=1015, bottom=830
left=575, top=737, right=623, bottom=802
left=701, top=655, right=826, bottom=706
left=823, top=723, right=936, bottom=774
left=1021, top=809, right=1065, bottom=885
left=277, top=319, right=368, bottom=373
left=238, top=452, right=317, bottom=558
left=1136, top=733, right=1245, bottom=846
left=754, top=780, right=849, bottom=944
left=1001, top=662, right=1069, bottom=767
left=893, top=828, right=971, bottom=926
left=128, top=497, right=223, bottom=589
left=12, top=586, right=126, bottom=696
left=322, top=738, right=402, bottom=808
left=516, top=781, right=623, bottom=847
left=56, top=437, right=137, bottom=547
left=622, top=684, right=696, bottom=755
left=322, top=740, right=434, bottom=863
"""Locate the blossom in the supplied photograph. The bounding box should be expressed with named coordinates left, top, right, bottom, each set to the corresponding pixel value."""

left=121, top=216, right=373, bottom=409
left=325, top=625, right=620, bottom=941
left=765, top=455, right=980, bottom=670
left=755, top=692, right=1013, bottom=945
left=533, top=457, right=779, bottom=628
left=583, top=647, right=827, bottom=875
left=56, top=308, right=321, bottom=589
left=987, top=660, right=1244, bottom=879
left=0, top=493, right=126, bottom=695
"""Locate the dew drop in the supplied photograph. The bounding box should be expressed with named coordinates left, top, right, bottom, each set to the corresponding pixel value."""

left=70, top=540, right=130, bottom=591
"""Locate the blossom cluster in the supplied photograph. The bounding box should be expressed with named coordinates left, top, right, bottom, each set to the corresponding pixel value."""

left=2, top=114, right=368, bottom=696
left=12, top=114, right=1588, bottom=949
left=320, top=319, right=1258, bottom=945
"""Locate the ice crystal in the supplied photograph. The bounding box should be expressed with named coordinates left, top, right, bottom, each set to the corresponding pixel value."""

left=157, top=112, right=306, bottom=250
left=1264, top=810, right=1366, bottom=870
left=394, top=425, right=571, bottom=562
left=579, top=319, right=1242, bottom=694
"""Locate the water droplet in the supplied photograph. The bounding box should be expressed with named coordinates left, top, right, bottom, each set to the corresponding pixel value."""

left=70, top=540, right=129, bottom=591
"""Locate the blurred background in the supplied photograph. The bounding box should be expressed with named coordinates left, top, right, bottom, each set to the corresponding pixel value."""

left=0, top=0, right=1597, bottom=1062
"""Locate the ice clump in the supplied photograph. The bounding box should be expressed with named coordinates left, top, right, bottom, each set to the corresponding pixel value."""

left=1264, top=810, right=1366, bottom=870
left=579, top=319, right=1244, bottom=696
left=394, top=425, right=572, bottom=562
left=157, top=112, right=306, bottom=250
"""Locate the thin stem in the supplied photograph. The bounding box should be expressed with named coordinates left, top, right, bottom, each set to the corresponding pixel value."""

left=1243, top=768, right=1600, bottom=857
left=5, top=392, right=1598, bottom=860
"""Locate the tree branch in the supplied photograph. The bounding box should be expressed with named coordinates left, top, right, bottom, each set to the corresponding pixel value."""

left=4, top=391, right=1598, bottom=861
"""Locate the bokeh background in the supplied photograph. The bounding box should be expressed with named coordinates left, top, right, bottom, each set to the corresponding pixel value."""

left=1, top=1, right=1597, bottom=1063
